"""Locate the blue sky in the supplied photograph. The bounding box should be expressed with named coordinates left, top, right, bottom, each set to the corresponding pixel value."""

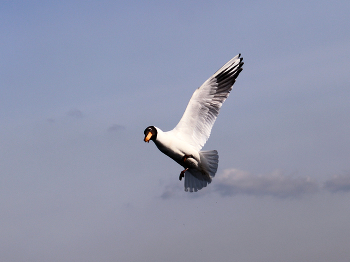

left=1, top=1, right=350, bottom=261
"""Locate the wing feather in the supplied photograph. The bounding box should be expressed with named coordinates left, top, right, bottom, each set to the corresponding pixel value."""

left=172, top=54, right=244, bottom=151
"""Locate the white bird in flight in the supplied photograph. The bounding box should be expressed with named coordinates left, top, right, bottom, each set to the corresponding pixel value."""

left=144, top=54, right=244, bottom=192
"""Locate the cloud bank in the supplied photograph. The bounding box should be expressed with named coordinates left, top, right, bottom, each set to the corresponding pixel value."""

left=160, top=169, right=350, bottom=199
left=323, top=173, right=350, bottom=193
left=213, top=169, right=319, bottom=198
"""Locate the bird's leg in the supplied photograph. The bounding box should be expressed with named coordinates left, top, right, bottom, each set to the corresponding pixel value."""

left=179, top=154, right=193, bottom=180
left=181, top=154, right=194, bottom=163
left=179, top=168, right=188, bottom=181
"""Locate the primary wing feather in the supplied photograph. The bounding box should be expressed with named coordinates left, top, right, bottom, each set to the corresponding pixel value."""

left=172, top=54, right=244, bottom=151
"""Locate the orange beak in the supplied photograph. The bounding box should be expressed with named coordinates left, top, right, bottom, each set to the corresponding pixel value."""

left=144, top=132, right=152, bottom=143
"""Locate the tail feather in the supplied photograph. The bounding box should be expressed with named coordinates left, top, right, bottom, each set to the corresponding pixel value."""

left=200, top=150, right=219, bottom=178
left=184, top=169, right=208, bottom=192
left=184, top=150, right=219, bottom=192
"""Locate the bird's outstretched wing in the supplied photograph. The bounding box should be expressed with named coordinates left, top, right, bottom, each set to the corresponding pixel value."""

left=172, top=54, right=244, bottom=151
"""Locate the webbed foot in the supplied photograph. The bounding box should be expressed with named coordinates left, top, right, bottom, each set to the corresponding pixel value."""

left=179, top=168, right=188, bottom=181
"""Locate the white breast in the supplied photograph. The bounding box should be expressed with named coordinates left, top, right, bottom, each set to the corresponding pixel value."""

left=154, top=128, right=199, bottom=167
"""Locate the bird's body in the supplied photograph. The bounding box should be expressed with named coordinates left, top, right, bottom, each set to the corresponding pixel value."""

left=144, top=54, right=244, bottom=192
left=153, top=128, right=200, bottom=168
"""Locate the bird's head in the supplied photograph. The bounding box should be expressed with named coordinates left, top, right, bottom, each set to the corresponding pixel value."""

left=144, top=126, right=157, bottom=143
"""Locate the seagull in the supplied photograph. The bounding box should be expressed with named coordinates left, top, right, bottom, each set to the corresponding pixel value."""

left=144, top=54, right=244, bottom=192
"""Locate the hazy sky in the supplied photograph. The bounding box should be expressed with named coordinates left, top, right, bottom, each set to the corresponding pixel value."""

left=1, top=1, right=350, bottom=261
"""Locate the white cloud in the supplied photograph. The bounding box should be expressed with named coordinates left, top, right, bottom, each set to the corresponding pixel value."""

left=213, top=169, right=319, bottom=198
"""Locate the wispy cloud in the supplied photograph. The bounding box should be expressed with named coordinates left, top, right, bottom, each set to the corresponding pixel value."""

left=213, top=169, right=319, bottom=198
left=160, top=183, right=183, bottom=200
left=107, top=124, right=126, bottom=133
left=46, top=118, right=55, bottom=123
left=67, top=109, right=84, bottom=119
left=323, top=173, right=350, bottom=193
